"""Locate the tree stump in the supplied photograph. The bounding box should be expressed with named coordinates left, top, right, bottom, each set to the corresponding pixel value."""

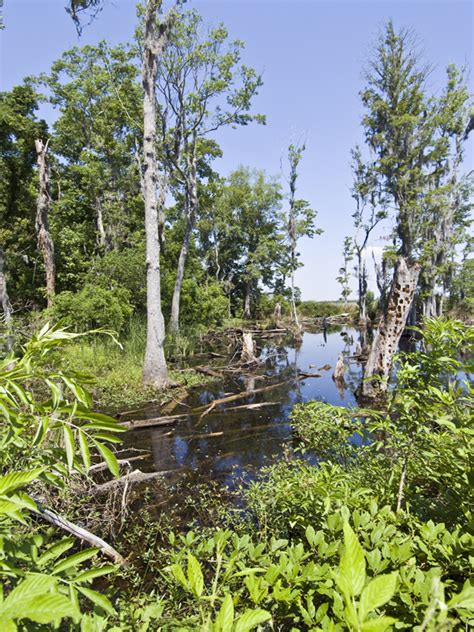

left=241, top=332, right=258, bottom=364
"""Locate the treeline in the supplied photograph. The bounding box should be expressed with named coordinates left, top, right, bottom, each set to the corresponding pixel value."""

left=0, top=11, right=316, bottom=341
left=1, top=4, right=473, bottom=396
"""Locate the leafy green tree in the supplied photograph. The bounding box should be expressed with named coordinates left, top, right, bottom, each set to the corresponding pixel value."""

left=156, top=9, right=264, bottom=332
left=349, top=146, right=387, bottom=322
left=284, top=142, right=319, bottom=328
left=206, top=167, right=284, bottom=319
left=39, top=42, right=143, bottom=292
left=360, top=23, right=471, bottom=398
left=418, top=65, right=473, bottom=318
left=336, top=236, right=354, bottom=308
left=0, top=83, right=48, bottom=309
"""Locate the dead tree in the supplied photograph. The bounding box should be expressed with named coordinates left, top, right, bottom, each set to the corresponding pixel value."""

left=35, top=139, right=56, bottom=307
left=363, top=256, right=420, bottom=398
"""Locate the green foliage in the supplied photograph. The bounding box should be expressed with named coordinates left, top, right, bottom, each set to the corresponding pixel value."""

left=0, top=324, right=124, bottom=628
left=50, top=284, right=134, bottom=334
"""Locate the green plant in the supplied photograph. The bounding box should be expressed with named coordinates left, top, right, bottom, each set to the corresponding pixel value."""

left=0, top=323, right=125, bottom=628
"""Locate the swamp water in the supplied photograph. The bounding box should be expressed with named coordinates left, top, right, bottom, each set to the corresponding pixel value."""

left=119, top=326, right=365, bottom=490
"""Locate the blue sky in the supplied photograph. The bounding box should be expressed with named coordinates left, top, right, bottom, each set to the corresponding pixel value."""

left=1, top=0, right=472, bottom=300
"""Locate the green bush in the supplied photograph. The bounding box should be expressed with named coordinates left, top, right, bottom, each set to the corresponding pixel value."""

left=50, top=284, right=134, bottom=333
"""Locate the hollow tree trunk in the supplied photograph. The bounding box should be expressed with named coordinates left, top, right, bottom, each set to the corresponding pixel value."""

left=169, top=143, right=198, bottom=334
left=361, top=256, right=421, bottom=399
left=35, top=139, right=55, bottom=308
left=142, top=0, right=176, bottom=387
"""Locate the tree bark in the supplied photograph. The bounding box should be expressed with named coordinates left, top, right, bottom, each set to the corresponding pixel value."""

left=142, top=0, right=176, bottom=387
left=169, top=141, right=198, bottom=334
left=35, top=139, right=56, bottom=308
left=243, top=280, right=252, bottom=320
left=0, top=247, right=11, bottom=323
left=361, top=256, right=420, bottom=399
left=0, top=247, right=13, bottom=354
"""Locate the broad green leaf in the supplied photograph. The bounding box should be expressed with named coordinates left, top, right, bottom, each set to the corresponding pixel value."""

left=73, top=566, right=116, bottom=583
left=187, top=553, right=204, bottom=598
left=1, top=592, right=76, bottom=624
left=170, top=563, right=189, bottom=590
left=214, top=593, right=234, bottom=631
left=37, top=538, right=75, bottom=568
left=234, top=608, right=272, bottom=632
left=76, top=586, right=115, bottom=615
left=79, top=431, right=91, bottom=472
left=0, top=469, right=43, bottom=495
left=93, top=441, right=120, bottom=477
left=53, top=548, right=99, bottom=574
left=448, top=585, right=474, bottom=611
left=359, top=573, right=398, bottom=621
left=337, top=521, right=366, bottom=597
left=63, top=425, right=75, bottom=472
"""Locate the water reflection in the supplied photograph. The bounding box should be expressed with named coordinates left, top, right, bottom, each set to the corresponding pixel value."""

left=122, top=327, right=363, bottom=487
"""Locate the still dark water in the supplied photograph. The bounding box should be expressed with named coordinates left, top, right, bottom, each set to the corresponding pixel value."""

left=120, top=327, right=365, bottom=488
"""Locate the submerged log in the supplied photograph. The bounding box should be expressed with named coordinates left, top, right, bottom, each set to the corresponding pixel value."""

left=298, top=371, right=322, bottom=378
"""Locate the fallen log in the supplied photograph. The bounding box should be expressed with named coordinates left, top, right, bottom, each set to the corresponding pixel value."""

left=94, top=469, right=173, bottom=492
left=195, top=379, right=291, bottom=421
left=120, top=412, right=188, bottom=430
left=88, top=454, right=149, bottom=473
left=32, top=500, right=126, bottom=566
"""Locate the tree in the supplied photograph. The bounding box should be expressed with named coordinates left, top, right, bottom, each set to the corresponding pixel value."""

left=418, top=65, right=472, bottom=318
left=336, top=236, right=353, bottom=308
left=285, top=142, right=319, bottom=328
left=205, top=168, right=284, bottom=319
left=156, top=10, right=264, bottom=332
left=360, top=24, right=472, bottom=398
left=40, top=42, right=143, bottom=284
left=141, top=0, right=180, bottom=387
left=349, top=146, right=387, bottom=322
left=0, top=84, right=48, bottom=309
left=360, top=23, right=434, bottom=398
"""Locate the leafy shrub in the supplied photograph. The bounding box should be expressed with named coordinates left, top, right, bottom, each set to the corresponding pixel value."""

left=0, top=324, right=125, bottom=628
left=50, top=283, right=134, bottom=333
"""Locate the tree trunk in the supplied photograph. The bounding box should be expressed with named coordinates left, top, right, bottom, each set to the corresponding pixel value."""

left=169, top=143, right=198, bottom=334
left=95, top=196, right=108, bottom=250
left=361, top=256, right=420, bottom=399
left=357, top=252, right=367, bottom=322
left=35, top=139, right=55, bottom=308
left=243, top=281, right=252, bottom=320
left=290, top=271, right=300, bottom=330
left=142, top=0, right=176, bottom=387
left=0, top=247, right=13, bottom=354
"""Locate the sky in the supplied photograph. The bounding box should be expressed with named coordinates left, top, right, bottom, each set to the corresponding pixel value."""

left=1, top=0, right=473, bottom=300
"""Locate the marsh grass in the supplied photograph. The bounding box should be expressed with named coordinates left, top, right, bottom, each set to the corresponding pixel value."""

left=59, top=316, right=213, bottom=411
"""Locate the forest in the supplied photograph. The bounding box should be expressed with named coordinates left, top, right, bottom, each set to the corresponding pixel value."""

left=0, top=0, right=473, bottom=630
